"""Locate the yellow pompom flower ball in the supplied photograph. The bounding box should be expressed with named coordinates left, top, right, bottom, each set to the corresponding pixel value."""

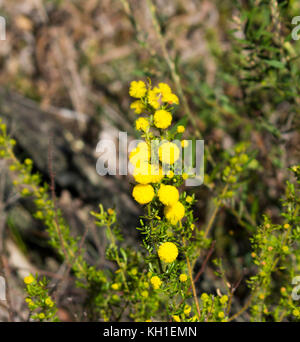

left=24, top=275, right=35, bottom=285
left=282, top=245, right=289, bottom=253
left=163, top=93, right=179, bottom=105
left=177, top=125, right=185, bottom=133
left=130, top=100, right=145, bottom=114
left=141, top=290, right=149, bottom=298
left=133, top=163, right=153, bottom=184
left=133, top=163, right=163, bottom=184
left=150, top=165, right=164, bottom=183
left=159, top=142, right=180, bottom=164
left=293, top=309, right=300, bottom=317
left=156, top=83, right=179, bottom=104
left=179, top=274, right=188, bottom=282
left=172, top=315, right=181, bottom=322
left=107, top=208, right=115, bottom=215
left=164, top=201, right=185, bottom=224
left=129, top=80, right=147, bottom=98
left=148, top=89, right=160, bottom=109
left=157, top=82, right=172, bottom=95
left=218, top=312, right=225, bottom=319
left=135, top=117, right=149, bottom=132
left=154, top=109, right=172, bottom=129
left=136, top=141, right=149, bottom=150
left=38, top=313, right=45, bottom=320
left=150, top=276, right=162, bottom=290
left=220, top=295, right=228, bottom=305
left=181, top=140, right=189, bottom=148
left=111, top=283, right=120, bottom=290
left=182, top=173, right=188, bottom=180
left=129, top=142, right=150, bottom=166
left=201, top=293, right=210, bottom=302
left=167, top=170, right=174, bottom=178
left=45, top=297, right=54, bottom=308
left=132, top=184, right=154, bottom=204
left=184, top=304, right=191, bottom=315
left=186, top=196, right=193, bottom=203
left=158, top=242, right=178, bottom=263
left=158, top=184, right=179, bottom=206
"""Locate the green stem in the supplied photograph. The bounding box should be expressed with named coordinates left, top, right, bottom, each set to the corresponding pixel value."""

left=203, top=184, right=229, bottom=239
left=182, top=237, right=201, bottom=320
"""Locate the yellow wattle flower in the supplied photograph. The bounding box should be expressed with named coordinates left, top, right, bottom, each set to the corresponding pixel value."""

left=141, top=290, right=149, bottom=298
left=167, top=170, right=174, bottom=179
left=182, top=173, right=188, bottom=180
left=45, top=297, right=54, bottom=307
left=172, top=315, right=181, bottom=322
left=159, top=142, right=180, bottom=164
left=111, top=283, right=120, bottom=290
left=181, top=140, right=189, bottom=148
left=132, top=184, right=154, bottom=204
left=38, top=313, right=45, bottom=320
left=150, top=276, right=162, bottom=290
left=157, top=82, right=172, bottom=95
left=133, top=163, right=163, bottom=184
left=133, top=162, right=154, bottom=184
left=158, top=184, right=179, bottom=206
left=150, top=165, right=164, bottom=183
left=135, top=117, right=149, bottom=132
left=157, top=83, right=179, bottom=104
left=24, top=275, right=35, bottom=285
left=154, top=109, right=172, bottom=129
left=164, top=201, right=185, bottom=224
left=158, top=242, right=178, bottom=263
left=177, top=125, right=185, bottom=133
left=147, top=89, right=161, bottom=109
left=129, top=142, right=150, bottom=166
left=129, top=80, right=147, bottom=98
left=163, top=92, right=179, bottom=105
left=130, top=100, right=146, bottom=114
left=184, top=304, right=191, bottom=315
left=179, top=274, right=188, bottom=282
left=186, top=196, right=193, bottom=203
left=220, top=295, right=228, bottom=305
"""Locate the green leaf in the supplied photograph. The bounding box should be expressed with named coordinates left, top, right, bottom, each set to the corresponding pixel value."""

left=264, top=60, right=285, bottom=69
left=120, top=247, right=128, bottom=265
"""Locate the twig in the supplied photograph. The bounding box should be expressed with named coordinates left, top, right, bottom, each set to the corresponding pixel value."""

left=48, top=136, right=90, bottom=301
left=48, top=135, right=71, bottom=265
left=226, top=272, right=244, bottom=316
left=179, top=240, right=215, bottom=310
left=146, top=0, right=200, bottom=137
left=193, top=240, right=216, bottom=285
left=203, top=184, right=229, bottom=239
left=227, top=293, right=254, bottom=322
left=182, top=237, right=201, bottom=320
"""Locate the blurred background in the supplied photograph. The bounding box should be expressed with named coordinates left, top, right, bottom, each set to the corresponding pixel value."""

left=0, top=0, right=299, bottom=321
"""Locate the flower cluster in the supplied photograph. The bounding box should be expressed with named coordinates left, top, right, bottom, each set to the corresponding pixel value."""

left=127, top=80, right=201, bottom=318
left=24, top=274, right=58, bottom=322
left=150, top=276, right=162, bottom=290
left=157, top=242, right=179, bottom=264
left=129, top=80, right=178, bottom=130
left=130, top=81, right=179, bottom=114
left=129, top=80, right=187, bottom=227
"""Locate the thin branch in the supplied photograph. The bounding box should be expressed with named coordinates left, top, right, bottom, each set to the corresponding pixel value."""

left=193, top=240, right=216, bottom=285
left=146, top=0, right=201, bottom=137
left=48, top=135, right=71, bottom=265
left=182, top=237, right=201, bottom=320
